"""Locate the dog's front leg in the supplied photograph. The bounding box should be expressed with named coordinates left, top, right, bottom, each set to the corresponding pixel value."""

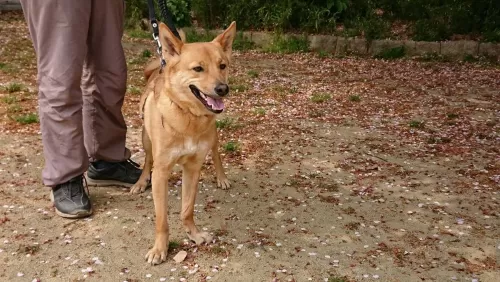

left=145, top=164, right=171, bottom=265
left=182, top=160, right=213, bottom=245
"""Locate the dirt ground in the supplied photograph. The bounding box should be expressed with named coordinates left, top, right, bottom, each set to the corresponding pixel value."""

left=1, top=12, right=499, bottom=282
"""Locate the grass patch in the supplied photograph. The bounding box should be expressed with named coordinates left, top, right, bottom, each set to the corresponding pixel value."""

left=462, top=54, right=498, bottom=65
left=216, top=117, right=240, bottom=129
left=4, top=82, right=23, bottom=93
left=375, top=46, right=406, bottom=60
left=308, top=109, right=325, bottom=118
left=254, top=107, right=266, bottom=115
left=185, top=29, right=215, bottom=43
left=417, top=52, right=452, bottom=63
left=208, top=245, right=227, bottom=255
left=231, top=84, right=248, bottom=93
left=127, top=29, right=151, bottom=39
left=349, top=95, right=361, bottom=102
left=266, top=34, right=309, bottom=54
left=344, top=222, right=361, bottom=230
left=14, top=113, right=39, bottom=124
left=223, top=141, right=239, bottom=152
left=320, top=182, right=339, bottom=192
left=2, top=95, right=17, bottom=104
left=247, top=70, right=259, bottom=78
left=128, top=55, right=149, bottom=65
left=168, top=240, right=181, bottom=250
left=142, top=49, right=152, bottom=58
left=409, top=120, right=424, bottom=128
left=328, top=276, right=348, bottom=282
left=0, top=62, right=14, bottom=73
left=463, top=54, right=477, bottom=63
left=233, top=31, right=255, bottom=51
left=311, top=93, right=331, bottom=103
left=213, top=228, right=229, bottom=237
left=8, top=104, right=22, bottom=113
left=271, top=85, right=287, bottom=93
left=317, top=50, right=332, bottom=58
left=17, top=244, right=40, bottom=255
left=342, top=207, right=356, bottom=215
left=127, top=86, right=142, bottom=95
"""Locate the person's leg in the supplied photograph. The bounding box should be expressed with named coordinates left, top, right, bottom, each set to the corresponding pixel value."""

left=20, top=0, right=92, bottom=217
left=82, top=0, right=129, bottom=162
left=83, top=0, right=142, bottom=187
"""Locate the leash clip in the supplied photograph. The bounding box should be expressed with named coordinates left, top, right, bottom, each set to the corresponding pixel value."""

left=151, top=22, right=166, bottom=73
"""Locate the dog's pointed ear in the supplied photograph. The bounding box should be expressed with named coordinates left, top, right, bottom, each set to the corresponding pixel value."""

left=159, top=22, right=183, bottom=58
left=212, top=21, right=236, bottom=57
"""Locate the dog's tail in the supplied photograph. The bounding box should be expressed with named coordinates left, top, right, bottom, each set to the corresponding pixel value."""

left=143, top=28, right=187, bottom=81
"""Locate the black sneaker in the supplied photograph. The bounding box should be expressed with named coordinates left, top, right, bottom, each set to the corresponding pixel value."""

left=85, top=159, right=143, bottom=187
left=50, top=175, right=92, bottom=218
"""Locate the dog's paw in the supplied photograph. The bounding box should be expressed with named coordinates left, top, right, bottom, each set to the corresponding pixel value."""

left=145, top=246, right=168, bottom=265
left=187, top=231, right=213, bottom=245
left=130, top=181, right=148, bottom=194
left=217, top=178, right=231, bottom=190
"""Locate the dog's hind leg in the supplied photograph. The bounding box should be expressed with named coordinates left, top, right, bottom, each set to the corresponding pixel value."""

left=181, top=159, right=213, bottom=245
left=130, top=126, right=153, bottom=194
left=211, top=130, right=231, bottom=189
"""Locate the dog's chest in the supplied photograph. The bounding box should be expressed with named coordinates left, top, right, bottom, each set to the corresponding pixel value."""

left=170, top=138, right=210, bottom=159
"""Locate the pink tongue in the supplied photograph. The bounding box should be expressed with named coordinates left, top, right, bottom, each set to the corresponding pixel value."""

left=206, top=96, right=225, bottom=110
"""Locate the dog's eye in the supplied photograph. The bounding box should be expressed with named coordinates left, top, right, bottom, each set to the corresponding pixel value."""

left=193, top=66, right=204, bottom=72
left=220, top=64, right=227, bottom=70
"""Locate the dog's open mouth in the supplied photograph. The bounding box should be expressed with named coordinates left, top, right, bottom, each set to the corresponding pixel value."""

left=189, top=85, right=224, bottom=114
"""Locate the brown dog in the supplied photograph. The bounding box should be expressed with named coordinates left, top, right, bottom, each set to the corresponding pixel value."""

left=130, top=22, right=236, bottom=265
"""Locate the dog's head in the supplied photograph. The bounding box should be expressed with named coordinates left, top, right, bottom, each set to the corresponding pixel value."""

left=158, top=22, right=236, bottom=115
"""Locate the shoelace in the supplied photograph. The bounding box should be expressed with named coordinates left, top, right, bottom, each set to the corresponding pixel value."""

left=82, top=175, right=90, bottom=196
left=126, top=159, right=140, bottom=168
left=122, top=159, right=141, bottom=173
left=65, top=175, right=90, bottom=198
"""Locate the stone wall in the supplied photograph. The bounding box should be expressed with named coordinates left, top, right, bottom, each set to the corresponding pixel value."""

left=243, top=31, right=499, bottom=59
left=0, top=0, right=21, bottom=11
left=187, top=28, right=499, bottom=60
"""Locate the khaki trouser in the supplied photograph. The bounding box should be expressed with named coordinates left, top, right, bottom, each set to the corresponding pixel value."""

left=20, top=0, right=131, bottom=186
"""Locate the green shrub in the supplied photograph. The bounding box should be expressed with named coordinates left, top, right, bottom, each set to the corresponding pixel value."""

left=482, top=29, right=500, bottom=43
left=362, top=17, right=390, bottom=41
left=124, top=0, right=500, bottom=42
left=233, top=32, right=255, bottom=51
left=413, top=19, right=451, bottom=41
left=125, top=0, right=191, bottom=29
left=375, top=46, right=406, bottom=59
left=266, top=34, right=309, bottom=53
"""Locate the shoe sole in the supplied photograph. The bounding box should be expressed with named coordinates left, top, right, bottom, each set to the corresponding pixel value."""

left=50, top=191, right=93, bottom=219
left=84, top=174, right=135, bottom=188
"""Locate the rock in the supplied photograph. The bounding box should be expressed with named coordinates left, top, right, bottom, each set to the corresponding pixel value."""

left=173, top=250, right=187, bottom=263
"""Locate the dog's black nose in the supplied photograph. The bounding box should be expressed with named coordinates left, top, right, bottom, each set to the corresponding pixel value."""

left=214, top=84, right=229, bottom=96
